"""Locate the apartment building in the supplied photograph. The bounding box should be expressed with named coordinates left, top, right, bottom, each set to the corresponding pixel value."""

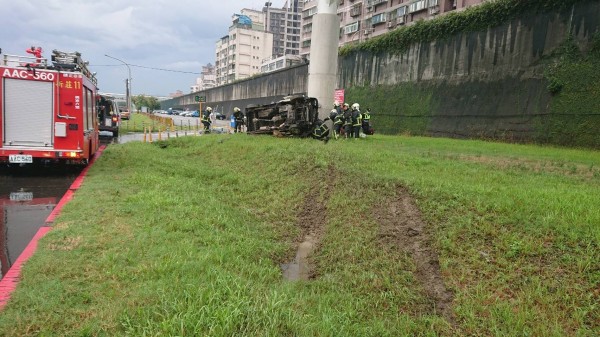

left=301, top=0, right=488, bottom=56
left=264, top=1, right=304, bottom=57
left=190, top=63, right=216, bottom=93
left=215, top=9, right=274, bottom=86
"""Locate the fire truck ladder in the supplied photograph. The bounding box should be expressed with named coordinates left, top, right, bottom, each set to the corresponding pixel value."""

left=51, top=49, right=98, bottom=85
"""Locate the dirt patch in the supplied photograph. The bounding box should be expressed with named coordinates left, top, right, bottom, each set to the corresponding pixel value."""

left=375, top=186, right=455, bottom=323
left=458, top=154, right=599, bottom=180
left=47, top=235, right=82, bottom=251
left=282, top=165, right=337, bottom=281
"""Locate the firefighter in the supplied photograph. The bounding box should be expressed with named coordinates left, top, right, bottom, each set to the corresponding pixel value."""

left=330, top=101, right=341, bottom=120
left=362, top=108, right=372, bottom=135
left=209, top=108, right=217, bottom=131
left=25, top=46, right=43, bottom=65
left=233, top=107, right=244, bottom=133
left=333, top=105, right=345, bottom=140
left=351, top=103, right=362, bottom=139
left=312, top=118, right=331, bottom=143
left=342, top=103, right=353, bottom=138
left=202, top=107, right=212, bottom=133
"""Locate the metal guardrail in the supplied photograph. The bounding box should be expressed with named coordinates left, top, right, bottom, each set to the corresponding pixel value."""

left=1, top=54, right=49, bottom=67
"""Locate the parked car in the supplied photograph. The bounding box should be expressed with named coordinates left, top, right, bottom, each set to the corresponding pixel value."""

left=190, top=110, right=200, bottom=117
left=215, top=112, right=227, bottom=120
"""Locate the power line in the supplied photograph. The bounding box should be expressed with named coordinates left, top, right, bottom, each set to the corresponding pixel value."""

left=92, top=63, right=201, bottom=74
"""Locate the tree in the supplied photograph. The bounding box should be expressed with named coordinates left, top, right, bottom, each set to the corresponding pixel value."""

left=132, top=95, right=161, bottom=111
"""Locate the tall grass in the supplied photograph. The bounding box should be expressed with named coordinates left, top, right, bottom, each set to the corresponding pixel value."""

left=0, top=134, right=597, bottom=336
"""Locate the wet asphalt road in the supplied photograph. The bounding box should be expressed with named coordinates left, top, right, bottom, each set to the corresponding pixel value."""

left=0, top=166, right=80, bottom=279
left=0, top=137, right=118, bottom=280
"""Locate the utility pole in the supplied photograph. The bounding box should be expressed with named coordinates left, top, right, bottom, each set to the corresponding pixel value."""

left=105, top=54, right=132, bottom=113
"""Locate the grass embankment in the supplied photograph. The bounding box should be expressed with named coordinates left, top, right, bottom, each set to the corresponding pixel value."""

left=0, top=135, right=598, bottom=336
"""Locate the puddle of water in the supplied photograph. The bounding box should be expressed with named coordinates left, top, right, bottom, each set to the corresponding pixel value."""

left=0, top=172, right=74, bottom=279
left=281, top=234, right=316, bottom=281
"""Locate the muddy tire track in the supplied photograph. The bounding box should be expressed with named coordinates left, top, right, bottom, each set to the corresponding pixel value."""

left=375, top=186, right=455, bottom=323
left=282, top=165, right=336, bottom=281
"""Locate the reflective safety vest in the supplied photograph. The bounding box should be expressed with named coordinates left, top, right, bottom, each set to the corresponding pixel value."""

left=362, top=111, right=371, bottom=121
left=201, top=113, right=210, bottom=122
left=313, top=123, right=330, bottom=138
left=334, top=112, right=344, bottom=125
left=234, top=111, right=244, bottom=121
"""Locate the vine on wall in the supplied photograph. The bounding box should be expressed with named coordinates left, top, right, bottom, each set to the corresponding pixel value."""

left=339, top=0, right=592, bottom=57
left=540, top=31, right=600, bottom=147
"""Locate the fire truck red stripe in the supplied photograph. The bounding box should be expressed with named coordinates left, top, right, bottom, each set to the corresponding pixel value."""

left=45, top=190, right=74, bottom=223
left=70, top=145, right=106, bottom=190
left=46, top=145, right=106, bottom=223
left=0, top=145, right=105, bottom=310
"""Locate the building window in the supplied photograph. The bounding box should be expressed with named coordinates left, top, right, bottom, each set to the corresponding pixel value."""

left=343, top=22, right=360, bottom=34
left=303, top=6, right=318, bottom=17
left=409, top=0, right=427, bottom=13
left=397, top=6, right=407, bottom=16
left=371, top=13, right=386, bottom=25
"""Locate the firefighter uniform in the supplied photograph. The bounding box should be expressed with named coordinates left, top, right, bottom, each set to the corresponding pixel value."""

left=312, top=118, right=332, bottom=142
left=233, top=107, right=244, bottom=133
left=342, top=104, right=353, bottom=138
left=351, top=109, right=362, bottom=139
left=362, top=108, right=371, bottom=135
left=202, top=107, right=212, bottom=132
left=330, top=102, right=343, bottom=139
left=333, top=110, right=344, bottom=139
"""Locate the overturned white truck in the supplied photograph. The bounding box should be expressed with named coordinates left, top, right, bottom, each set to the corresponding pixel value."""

left=245, top=95, right=320, bottom=137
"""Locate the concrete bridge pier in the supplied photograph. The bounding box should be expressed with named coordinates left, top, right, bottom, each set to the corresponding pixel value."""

left=307, top=0, right=340, bottom=119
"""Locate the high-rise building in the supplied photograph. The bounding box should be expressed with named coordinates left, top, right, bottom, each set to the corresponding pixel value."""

left=300, top=0, right=489, bottom=57
left=190, top=63, right=216, bottom=93
left=215, top=9, right=274, bottom=86
left=263, top=1, right=304, bottom=58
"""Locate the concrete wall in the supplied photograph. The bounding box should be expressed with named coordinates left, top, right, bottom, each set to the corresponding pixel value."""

left=162, top=63, right=308, bottom=118
left=338, top=4, right=600, bottom=87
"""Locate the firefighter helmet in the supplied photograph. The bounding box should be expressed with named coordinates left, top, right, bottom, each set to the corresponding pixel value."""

left=351, top=103, right=360, bottom=111
left=234, top=107, right=240, bottom=112
left=333, top=101, right=340, bottom=108
left=206, top=107, right=212, bottom=112
left=343, top=103, right=349, bottom=108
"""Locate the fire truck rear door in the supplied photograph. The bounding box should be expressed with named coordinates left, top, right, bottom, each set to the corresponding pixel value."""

left=3, top=78, right=54, bottom=147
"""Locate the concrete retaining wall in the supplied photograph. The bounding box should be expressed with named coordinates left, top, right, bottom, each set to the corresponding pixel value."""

left=162, top=64, right=308, bottom=118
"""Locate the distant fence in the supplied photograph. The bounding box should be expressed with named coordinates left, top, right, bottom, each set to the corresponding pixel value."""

left=119, top=113, right=232, bottom=139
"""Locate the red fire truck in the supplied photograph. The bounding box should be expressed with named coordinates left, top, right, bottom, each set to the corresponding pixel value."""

left=0, top=49, right=99, bottom=166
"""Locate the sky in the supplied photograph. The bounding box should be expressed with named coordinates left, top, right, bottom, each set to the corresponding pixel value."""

left=0, top=0, right=279, bottom=97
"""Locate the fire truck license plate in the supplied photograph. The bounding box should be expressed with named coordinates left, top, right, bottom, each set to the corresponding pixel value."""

left=9, top=154, right=33, bottom=163
left=10, top=192, right=33, bottom=201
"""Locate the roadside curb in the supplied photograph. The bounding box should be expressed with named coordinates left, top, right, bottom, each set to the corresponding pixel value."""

left=0, top=145, right=106, bottom=310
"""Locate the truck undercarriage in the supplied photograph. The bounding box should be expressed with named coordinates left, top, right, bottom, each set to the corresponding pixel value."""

left=245, top=95, right=319, bottom=137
